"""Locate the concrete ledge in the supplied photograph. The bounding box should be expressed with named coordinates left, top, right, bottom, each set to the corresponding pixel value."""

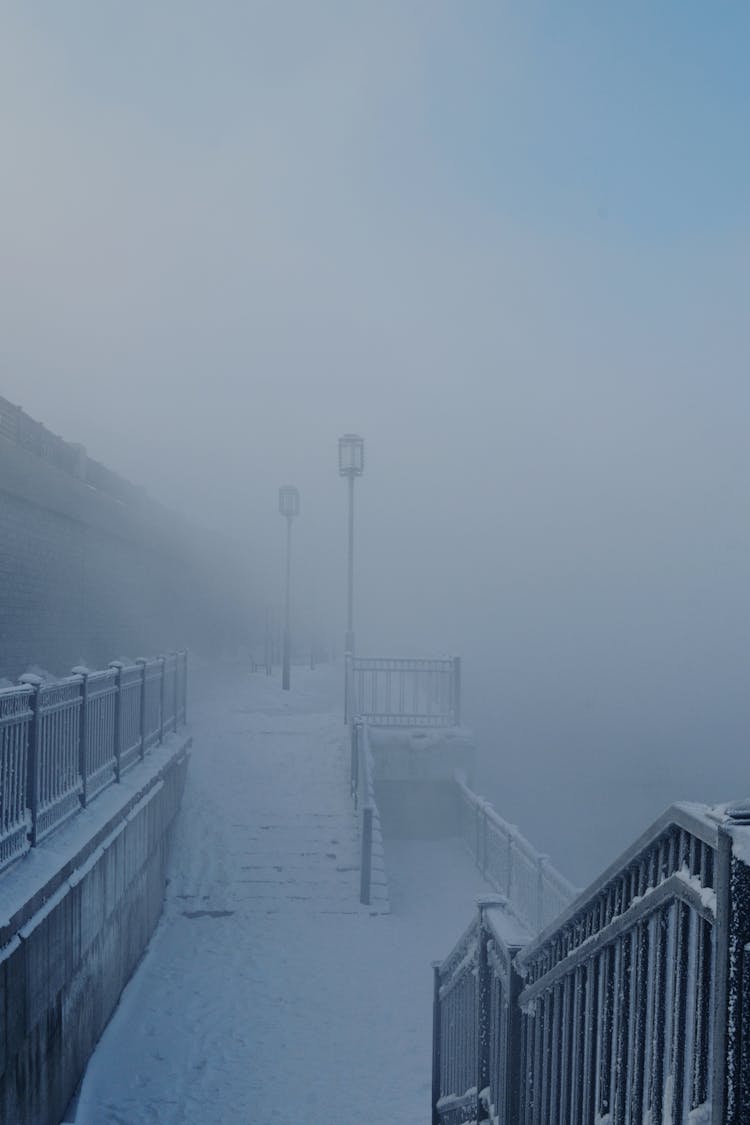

left=0, top=732, right=191, bottom=1125
left=368, top=725, right=476, bottom=785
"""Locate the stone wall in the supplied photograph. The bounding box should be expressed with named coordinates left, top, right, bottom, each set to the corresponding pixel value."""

left=0, top=405, right=257, bottom=680
left=0, top=737, right=190, bottom=1125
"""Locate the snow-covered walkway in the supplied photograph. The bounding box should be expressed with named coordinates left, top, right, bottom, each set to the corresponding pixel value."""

left=74, top=663, right=498, bottom=1124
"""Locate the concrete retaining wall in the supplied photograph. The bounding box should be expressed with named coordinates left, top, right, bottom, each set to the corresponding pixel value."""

left=0, top=737, right=190, bottom=1125
left=0, top=420, right=259, bottom=681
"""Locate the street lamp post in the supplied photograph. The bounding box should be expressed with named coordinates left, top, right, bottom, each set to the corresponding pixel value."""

left=278, top=485, right=300, bottom=691
left=338, top=435, right=364, bottom=718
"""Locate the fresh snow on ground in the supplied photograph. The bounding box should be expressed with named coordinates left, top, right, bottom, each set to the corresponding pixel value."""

left=74, top=662, right=499, bottom=1124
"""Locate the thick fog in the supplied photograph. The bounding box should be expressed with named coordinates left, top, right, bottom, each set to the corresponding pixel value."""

left=2, top=4, right=750, bottom=884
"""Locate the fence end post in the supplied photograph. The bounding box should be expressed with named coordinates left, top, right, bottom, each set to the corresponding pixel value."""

left=432, top=961, right=442, bottom=1125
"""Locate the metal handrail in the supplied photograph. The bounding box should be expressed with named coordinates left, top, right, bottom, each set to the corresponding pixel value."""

left=433, top=802, right=750, bottom=1125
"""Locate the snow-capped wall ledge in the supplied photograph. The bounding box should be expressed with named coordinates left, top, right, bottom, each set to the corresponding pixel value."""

left=0, top=730, right=191, bottom=1125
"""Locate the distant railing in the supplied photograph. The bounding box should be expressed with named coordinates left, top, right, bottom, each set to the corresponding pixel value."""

left=346, top=655, right=461, bottom=727
left=0, top=650, right=188, bottom=870
left=433, top=801, right=750, bottom=1125
left=455, top=773, right=577, bottom=933
left=350, top=719, right=381, bottom=905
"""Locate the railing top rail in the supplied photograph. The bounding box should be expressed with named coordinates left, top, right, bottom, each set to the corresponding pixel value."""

left=455, top=771, right=579, bottom=902
left=38, top=675, right=83, bottom=694
left=87, top=668, right=118, bottom=685
left=438, top=912, right=479, bottom=982
left=352, top=656, right=455, bottom=671
left=0, top=684, right=34, bottom=700
left=516, top=800, right=721, bottom=968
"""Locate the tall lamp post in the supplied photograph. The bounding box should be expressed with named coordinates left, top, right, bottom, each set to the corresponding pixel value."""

left=278, top=485, right=300, bottom=691
left=339, top=435, right=364, bottom=718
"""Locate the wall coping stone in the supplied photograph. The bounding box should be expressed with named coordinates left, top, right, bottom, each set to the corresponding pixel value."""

left=0, top=731, right=192, bottom=954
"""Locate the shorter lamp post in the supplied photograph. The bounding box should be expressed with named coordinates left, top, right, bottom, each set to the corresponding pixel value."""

left=339, top=434, right=364, bottom=723
left=278, top=485, right=300, bottom=691
left=338, top=434, right=364, bottom=657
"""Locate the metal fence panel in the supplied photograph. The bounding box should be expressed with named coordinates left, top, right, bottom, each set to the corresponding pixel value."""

left=0, top=687, right=33, bottom=869
left=0, top=649, right=187, bottom=875
left=82, top=669, right=118, bottom=801
left=31, top=677, right=83, bottom=843
left=118, top=664, right=144, bottom=775
left=350, top=656, right=461, bottom=727
left=140, top=659, right=163, bottom=752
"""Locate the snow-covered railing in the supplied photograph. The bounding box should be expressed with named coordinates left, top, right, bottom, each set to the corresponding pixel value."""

left=0, top=650, right=188, bottom=870
left=346, top=655, right=461, bottom=727
left=455, top=773, right=577, bottom=933
left=350, top=719, right=382, bottom=905
left=432, top=801, right=750, bottom=1125
left=432, top=897, right=526, bottom=1125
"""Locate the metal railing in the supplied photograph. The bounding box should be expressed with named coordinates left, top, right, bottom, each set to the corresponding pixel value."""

left=432, top=898, right=524, bottom=1125
left=350, top=719, right=381, bottom=905
left=0, top=650, right=188, bottom=871
left=346, top=655, right=461, bottom=727
left=433, top=801, right=750, bottom=1124
left=456, top=772, right=577, bottom=933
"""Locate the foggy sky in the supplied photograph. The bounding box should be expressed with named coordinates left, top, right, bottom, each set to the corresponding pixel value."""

left=2, top=3, right=750, bottom=881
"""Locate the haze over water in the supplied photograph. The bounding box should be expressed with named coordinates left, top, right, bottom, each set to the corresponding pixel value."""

left=3, top=3, right=750, bottom=883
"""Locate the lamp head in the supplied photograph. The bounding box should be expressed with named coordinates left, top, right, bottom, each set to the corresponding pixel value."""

left=338, top=433, right=364, bottom=477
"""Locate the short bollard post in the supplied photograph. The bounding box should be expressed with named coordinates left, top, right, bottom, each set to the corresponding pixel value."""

left=350, top=721, right=359, bottom=806
left=360, top=805, right=373, bottom=905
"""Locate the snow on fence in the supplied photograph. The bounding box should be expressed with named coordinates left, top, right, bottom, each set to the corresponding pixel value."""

left=350, top=719, right=386, bottom=906
left=455, top=772, right=577, bottom=934
left=346, top=655, right=461, bottom=727
left=0, top=650, right=188, bottom=870
left=433, top=801, right=750, bottom=1125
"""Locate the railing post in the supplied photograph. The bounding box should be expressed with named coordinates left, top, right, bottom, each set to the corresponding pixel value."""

left=506, top=949, right=524, bottom=1125
left=136, top=658, right=147, bottom=759
left=476, top=899, right=495, bottom=1123
left=109, top=661, right=123, bottom=782
left=158, top=655, right=166, bottom=744
left=172, top=651, right=179, bottom=733
left=452, top=656, right=461, bottom=726
left=20, top=675, right=42, bottom=847
left=73, top=667, right=89, bottom=807
left=432, top=961, right=442, bottom=1125
left=360, top=805, right=373, bottom=906
left=181, top=650, right=188, bottom=724
left=714, top=818, right=750, bottom=1122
